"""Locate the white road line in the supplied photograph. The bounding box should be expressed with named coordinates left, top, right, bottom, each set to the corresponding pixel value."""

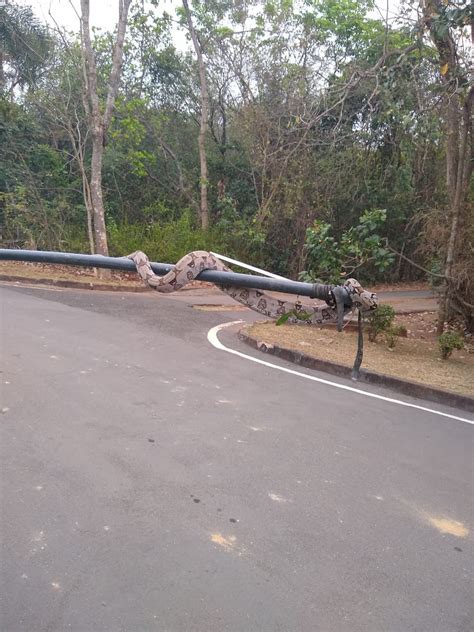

left=207, top=321, right=474, bottom=426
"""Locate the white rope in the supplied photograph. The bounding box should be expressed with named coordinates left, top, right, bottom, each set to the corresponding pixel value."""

left=210, top=252, right=289, bottom=281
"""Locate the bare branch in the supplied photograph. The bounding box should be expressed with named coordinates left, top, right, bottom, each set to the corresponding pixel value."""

left=103, top=0, right=133, bottom=132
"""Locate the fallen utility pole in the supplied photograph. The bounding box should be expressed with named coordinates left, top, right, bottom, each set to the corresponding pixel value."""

left=0, top=249, right=332, bottom=300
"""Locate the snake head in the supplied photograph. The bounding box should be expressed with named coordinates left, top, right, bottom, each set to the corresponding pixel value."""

left=344, top=278, right=378, bottom=313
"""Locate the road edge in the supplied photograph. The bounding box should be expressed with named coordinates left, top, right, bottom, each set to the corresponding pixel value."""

left=0, top=274, right=216, bottom=294
left=0, top=273, right=150, bottom=293
left=238, top=327, right=474, bottom=413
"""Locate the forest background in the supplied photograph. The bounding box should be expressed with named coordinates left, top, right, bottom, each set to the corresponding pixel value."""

left=1, top=0, right=472, bottom=331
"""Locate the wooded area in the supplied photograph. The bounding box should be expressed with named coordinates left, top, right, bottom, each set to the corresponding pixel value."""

left=0, top=0, right=472, bottom=330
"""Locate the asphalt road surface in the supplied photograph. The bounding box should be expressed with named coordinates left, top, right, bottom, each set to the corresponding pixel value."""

left=1, top=283, right=472, bottom=632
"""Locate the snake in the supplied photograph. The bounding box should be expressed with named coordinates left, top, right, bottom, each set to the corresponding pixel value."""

left=127, top=250, right=378, bottom=328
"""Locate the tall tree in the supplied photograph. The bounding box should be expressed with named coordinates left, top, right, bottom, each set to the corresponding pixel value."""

left=421, top=0, right=473, bottom=332
left=182, top=0, right=210, bottom=229
left=79, top=0, right=133, bottom=259
left=0, top=2, right=52, bottom=95
left=33, top=42, right=96, bottom=254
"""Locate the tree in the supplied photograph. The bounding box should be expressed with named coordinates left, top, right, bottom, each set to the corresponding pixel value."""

left=0, top=2, right=52, bottom=95
left=300, top=209, right=394, bottom=284
left=0, top=99, right=82, bottom=250
left=79, top=0, right=133, bottom=261
left=420, top=0, right=473, bottom=333
left=3, top=0, right=469, bottom=306
left=181, top=0, right=210, bottom=229
left=32, top=41, right=96, bottom=254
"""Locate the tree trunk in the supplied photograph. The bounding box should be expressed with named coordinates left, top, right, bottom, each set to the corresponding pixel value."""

left=78, top=147, right=95, bottom=257
left=90, top=130, right=109, bottom=256
left=80, top=0, right=132, bottom=270
left=182, top=0, right=210, bottom=229
left=63, top=114, right=96, bottom=257
left=437, top=86, right=473, bottom=333
left=422, top=1, right=473, bottom=333
left=0, top=51, right=4, bottom=92
left=219, top=86, right=227, bottom=163
left=436, top=98, right=460, bottom=334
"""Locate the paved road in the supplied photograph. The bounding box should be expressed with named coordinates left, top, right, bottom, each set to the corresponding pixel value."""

left=1, top=284, right=472, bottom=632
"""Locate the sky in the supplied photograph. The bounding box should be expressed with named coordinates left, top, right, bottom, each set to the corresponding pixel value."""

left=26, top=0, right=177, bottom=33
left=24, top=0, right=403, bottom=38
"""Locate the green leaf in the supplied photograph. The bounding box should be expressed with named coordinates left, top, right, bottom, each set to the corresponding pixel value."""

left=276, top=312, right=292, bottom=325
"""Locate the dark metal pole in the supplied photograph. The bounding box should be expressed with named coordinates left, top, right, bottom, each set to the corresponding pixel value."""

left=0, top=249, right=334, bottom=300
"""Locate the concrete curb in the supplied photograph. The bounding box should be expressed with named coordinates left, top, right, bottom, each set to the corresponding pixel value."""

left=0, top=274, right=150, bottom=293
left=239, top=328, right=474, bottom=413
left=390, top=308, right=437, bottom=315
left=0, top=274, right=214, bottom=294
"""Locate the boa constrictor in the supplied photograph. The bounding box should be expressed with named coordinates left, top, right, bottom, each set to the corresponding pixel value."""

left=128, top=250, right=377, bottom=328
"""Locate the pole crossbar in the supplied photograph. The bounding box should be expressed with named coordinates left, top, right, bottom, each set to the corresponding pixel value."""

left=0, top=249, right=330, bottom=300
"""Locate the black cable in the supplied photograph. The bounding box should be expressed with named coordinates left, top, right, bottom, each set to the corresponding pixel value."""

left=351, top=310, right=364, bottom=380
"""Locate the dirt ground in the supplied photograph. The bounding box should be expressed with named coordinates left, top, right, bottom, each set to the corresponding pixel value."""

left=246, top=317, right=473, bottom=397
left=0, top=260, right=432, bottom=290
left=0, top=260, right=142, bottom=285
left=0, top=260, right=213, bottom=290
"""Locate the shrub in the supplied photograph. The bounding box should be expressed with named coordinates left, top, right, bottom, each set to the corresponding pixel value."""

left=107, top=221, right=147, bottom=257
left=438, top=331, right=464, bottom=359
left=106, top=211, right=266, bottom=271
left=367, top=304, right=396, bottom=342
left=384, top=324, right=406, bottom=349
left=299, top=209, right=394, bottom=284
left=1, top=188, right=84, bottom=251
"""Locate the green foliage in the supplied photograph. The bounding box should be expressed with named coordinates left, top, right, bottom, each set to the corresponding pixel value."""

left=304, top=0, right=383, bottom=58
left=107, top=211, right=224, bottom=262
left=300, top=210, right=394, bottom=284
left=429, top=3, right=474, bottom=40
left=275, top=311, right=292, bottom=325
left=0, top=99, right=82, bottom=250
left=106, top=206, right=268, bottom=272
left=0, top=2, right=53, bottom=92
left=1, top=187, right=83, bottom=250
left=384, top=324, right=407, bottom=350
left=366, top=303, right=395, bottom=342
left=276, top=308, right=312, bottom=325
left=1, top=0, right=467, bottom=335
left=438, top=331, right=464, bottom=360
left=213, top=196, right=266, bottom=266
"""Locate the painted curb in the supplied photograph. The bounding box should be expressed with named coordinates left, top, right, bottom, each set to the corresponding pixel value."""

left=239, top=328, right=474, bottom=413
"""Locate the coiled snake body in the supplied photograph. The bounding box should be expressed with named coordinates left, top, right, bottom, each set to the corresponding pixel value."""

left=128, top=250, right=377, bottom=327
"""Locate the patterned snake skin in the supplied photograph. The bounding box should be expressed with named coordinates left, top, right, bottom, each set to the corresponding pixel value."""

left=128, top=250, right=378, bottom=326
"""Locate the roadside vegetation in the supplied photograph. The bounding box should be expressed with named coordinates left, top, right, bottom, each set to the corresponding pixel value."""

left=1, top=0, right=472, bottom=335
left=246, top=312, right=472, bottom=396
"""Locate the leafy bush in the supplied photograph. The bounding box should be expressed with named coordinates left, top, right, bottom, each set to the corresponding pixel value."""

left=438, top=331, right=464, bottom=359
left=1, top=187, right=84, bottom=251
left=108, top=212, right=207, bottom=261
left=107, top=208, right=267, bottom=272
left=299, top=209, right=394, bottom=284
left=384, top=324, right=407, bottom=349
left=367, top=303, right=396, bottom=342
left=107, top=220, right=147, bottom=256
